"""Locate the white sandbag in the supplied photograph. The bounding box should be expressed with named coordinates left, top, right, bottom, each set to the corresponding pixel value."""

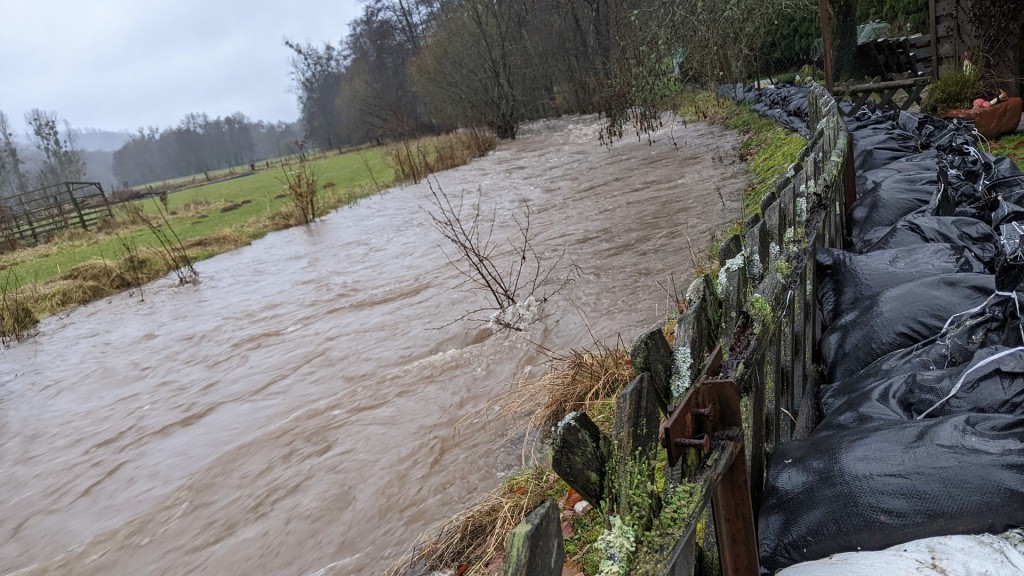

left=776, top=530, right=1024, bottom=576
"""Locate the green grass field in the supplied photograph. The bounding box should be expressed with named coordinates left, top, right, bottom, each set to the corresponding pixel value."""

left=991, top=133, right=1024, bottom=171
left=2, top=147, right=393, bottom=290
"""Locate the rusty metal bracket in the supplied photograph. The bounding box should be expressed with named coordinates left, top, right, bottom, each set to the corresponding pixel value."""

left=659, top=343, right=758, bottom=575
left=661, top=345, right=744, bottom=467
left=662, top=379, right=742, bottom=466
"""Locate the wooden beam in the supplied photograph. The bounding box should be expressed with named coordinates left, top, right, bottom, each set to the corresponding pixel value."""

left=820, top=0, right=834, bottom=92
left=929, top=0, right=938, bottom=80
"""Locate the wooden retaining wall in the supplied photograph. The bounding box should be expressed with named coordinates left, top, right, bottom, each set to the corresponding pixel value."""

left=504, top=83, right=852, bottom=576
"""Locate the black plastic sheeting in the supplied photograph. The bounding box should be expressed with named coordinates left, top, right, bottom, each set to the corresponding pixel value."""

left=817, top=346, right=1024, bottom=431
left=856, top=150, right=939, bottom=197
left=853, top=215, right=1001, bottom=263
left=718, top=83, right=810, bottom=136
left=759, top=413, right=1024, bottom=572
left=820, top=273, right=997, bottom=382
left=822, top=290, right=1024, bottom=409
left=726, top=84, right=1024, bottom=573
left=816, top=244, right=989, bottom=327
left=847, top=171, right=938, bottom=242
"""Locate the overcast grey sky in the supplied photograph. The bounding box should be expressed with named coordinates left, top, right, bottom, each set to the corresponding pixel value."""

left=0, top=0, right=361, bottom=132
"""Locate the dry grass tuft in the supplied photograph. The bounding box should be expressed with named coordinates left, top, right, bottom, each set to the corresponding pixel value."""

left=62, top=259, right=136, bottom=291
left=24, top=280, right=112, bottom=317
left=387, top=128, right=498, bottom=184
left=497, top=345, right=634, bottom=435
left=266, top=206, right=307, bottom=231
left=182, top=230, right=248, bottom=253
left=386, top=468, right=557, bottom=576
left=1, top=294, right=38, bottom=345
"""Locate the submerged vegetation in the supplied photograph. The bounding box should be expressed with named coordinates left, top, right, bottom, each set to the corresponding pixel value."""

left=387, top=129, right=498, bottom=184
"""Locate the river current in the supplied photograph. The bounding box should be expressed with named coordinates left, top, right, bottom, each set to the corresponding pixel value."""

left=0, top=115, right=746, bottom=575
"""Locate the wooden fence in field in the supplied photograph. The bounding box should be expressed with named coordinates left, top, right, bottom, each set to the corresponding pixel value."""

left=503, top=83, right=853, bottom=576
left=0, top=182, right=113, bottom=250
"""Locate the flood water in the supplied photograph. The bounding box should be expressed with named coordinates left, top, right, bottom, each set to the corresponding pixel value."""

left=0, top=116, right=746, bottom=576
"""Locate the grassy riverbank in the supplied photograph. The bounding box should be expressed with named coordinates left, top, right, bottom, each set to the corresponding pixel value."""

left=4, top=148, right=391, bottom=290
left=0, top=131, right=497, bottom=340
left=678, top=88, right=808, bottom=222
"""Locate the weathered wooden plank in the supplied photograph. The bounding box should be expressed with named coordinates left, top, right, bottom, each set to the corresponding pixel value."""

left=836, top=77, right=928, bottom=94
left=630, top=328, right=673, bottom=415
left=614, top=373, right=661, bottom=460
left=612, top=373, right=661, bottom=529
left=672, top=275, right=722, bottom=403
left=551, top=411, right=606, bottom=507
left=503, top=500, right=564, bottom=576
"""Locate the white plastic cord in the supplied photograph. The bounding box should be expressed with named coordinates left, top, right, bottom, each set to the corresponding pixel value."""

left=941, top=292, right=1002, bottom=334
left=1014, top=292, right=1024, bottom=343
left=917, top=346, right=1024, bottom=418
left=938, top=290, right=1024, bottom=343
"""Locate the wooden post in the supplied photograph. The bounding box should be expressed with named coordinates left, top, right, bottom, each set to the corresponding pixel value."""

left=712, top=443, right=760, bottom=576
left=929, top=0, right=939, bottom=81
left=19, top=198, right=37, bottom=244
left=819, top=0, right=834, bottom=92
left=503, top=500, right=564, bottom=576
left=551, top=412, right=607, bottom=507
left=98, top=183, right=114, bottom=219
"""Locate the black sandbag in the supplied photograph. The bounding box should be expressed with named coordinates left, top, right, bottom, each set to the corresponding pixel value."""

left=816, top=244, right=989, bottom=326
left=820, top=288, right=1024, bottom=410
left=847, top=171, right=939, bottom=242
left=989, top=175, right=1024, bottom=207
left=942, top=145, right=1024, bottom=184
left=856, top=150, right=939, bottom=198
left=852, top=129, right=923, bottom=173
left=749, top=84, right=810, bottom=135
left=993, top=154, right=1024, bottom=179
left=845, top=109, right=899, bottom=133
left=853, top=215, right=1000, bottom=264
left=949, top=196, right=1024, bottom=229
left=759, top=412, right=1024, bottom=572
left=820, top=273, right=996, bottom=383
left=911, top=113, right=979, bottom=149
left=816, top=346, right=1024, bottom=432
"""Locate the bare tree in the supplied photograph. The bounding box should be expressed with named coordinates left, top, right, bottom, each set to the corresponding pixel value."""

left=0, top=110, right=28, bottom=198
left=24, top=109, right=85, bottom=188
left=284, top=39, right=347, bottom=150
left=427, top=181, right=578, bottom=330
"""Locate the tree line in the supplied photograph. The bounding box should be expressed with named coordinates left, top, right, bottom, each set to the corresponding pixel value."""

left=1, top=107, right=305, bottom=196
left=111, top=113, right=302, bottom=187
left=288, top=0, right=938, bottom=150
left=286, top=0, right=818, bottom=150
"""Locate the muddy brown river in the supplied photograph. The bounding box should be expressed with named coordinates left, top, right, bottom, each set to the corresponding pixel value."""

left=0, top=116, right=746, bottom=575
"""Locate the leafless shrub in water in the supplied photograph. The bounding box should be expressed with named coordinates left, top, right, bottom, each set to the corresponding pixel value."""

left=426, top=180, right=579, bottom=331
left=139, top=200, right=198, bottom=285
left=280, top=141, right=321, bottom=225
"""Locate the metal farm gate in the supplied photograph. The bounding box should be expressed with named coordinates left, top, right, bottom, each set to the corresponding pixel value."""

left=0, top=182, right=113, bottom=250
